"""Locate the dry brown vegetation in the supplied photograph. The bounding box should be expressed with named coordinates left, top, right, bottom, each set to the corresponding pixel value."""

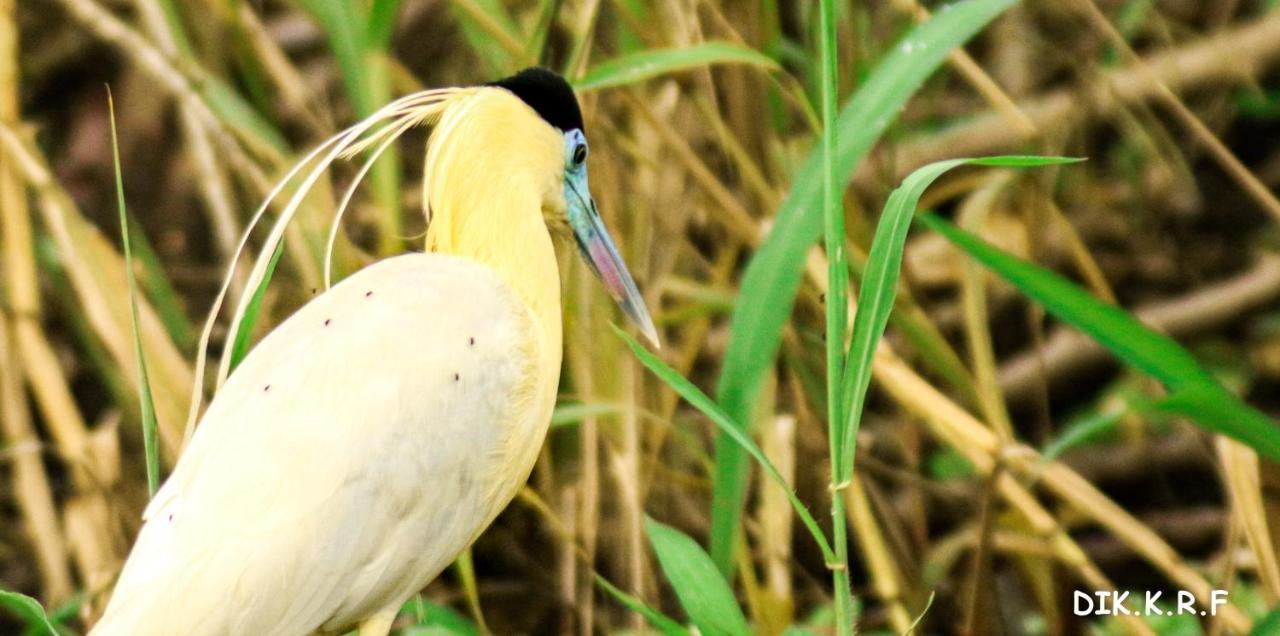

left=4, top=0, right=1280, bottom=634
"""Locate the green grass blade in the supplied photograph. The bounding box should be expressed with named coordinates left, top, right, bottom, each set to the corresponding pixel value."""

left=367, top=0, right=403, bottom=49
left=44, top=594, right=81, bottom=633
left=815, top=0, right=853, bottom=628
left=109, top=89, right=161, bottom=497
left=0, top=590, right=58, bottom=635
left=919, top=212, right=1213, bottom=389
left=1041, top=408, right=1125, bottom=460
left=644, top=516, right=750, bottom=636
left=450, top=0, right=522, bottom=74
left=573, top=42, right=779, bottom=93
left=836, top=156, right=1077, bottom=480
left=200, top=76, right=291, bottom=156
left=227, top=238, right=285, bottom=374
left=451, top=548, right=487, bottom=633
left=594, top=574, right=692, bottom=636
left=919, top=214, right=1280, bottom=460
left=524, top=0, right=562, bottom=67
left=1251, top=608, right=1280, bottom=636
left=293, top=0, right=371, bottom=113
left=295, top=0, right=401, bottom=254
left=1154, top=385, right=1280, bottom=460
left=709, top=0, right=1020, bottom=574
left=137, top=0, right=288, bottom=156
left=614, top=326, right=835, bottom=564
left=127, top=223, right=193, bottom=348
left=550, top=402, right=622, bottom=428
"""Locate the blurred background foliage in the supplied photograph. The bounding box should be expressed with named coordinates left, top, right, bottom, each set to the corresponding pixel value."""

left=4, top=0, right=1280, bottom=633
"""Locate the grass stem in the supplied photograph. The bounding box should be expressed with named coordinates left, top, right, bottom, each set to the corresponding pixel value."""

left=817, top=0, right=854, bottom=631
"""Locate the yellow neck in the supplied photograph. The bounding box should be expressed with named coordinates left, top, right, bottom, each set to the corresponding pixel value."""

left=423, top=90, right=564, bottom=377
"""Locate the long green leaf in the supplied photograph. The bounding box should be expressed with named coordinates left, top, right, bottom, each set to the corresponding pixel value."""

left=200, top=76, right=291, bottom=155
left=109, top=89, right=161, bottom=497
left=0, top=591, right=57, bottom=636
left=128, top=223, right=193, bottom=348
left=1041, top=407, right=1125, bottom=460
left=294, top=0, right=401, bottom=253
left=573, top=42, right=778, bottom=93
left=644, top=516, right=750, bottom=636
left=709, top=0, right=1020, bottom=573
left=919, top=214, right=1280, bottom=460
left=815, top=0, right=853, bottom=628
left=367, top=0, right=403, bottom=49
left=594, top=574, right=691, bottom=636
left=614, top=326, right=834, bottom=564
left=1154, top=385, right=1280, bottom=460
left=836, top=156, right=1077, bottom=480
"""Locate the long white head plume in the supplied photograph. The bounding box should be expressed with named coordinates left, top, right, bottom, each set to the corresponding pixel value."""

left=184, top=87, right=468, bottom=446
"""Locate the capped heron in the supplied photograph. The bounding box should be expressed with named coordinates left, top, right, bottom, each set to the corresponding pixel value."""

left=91, top=68, right=657, bottom=636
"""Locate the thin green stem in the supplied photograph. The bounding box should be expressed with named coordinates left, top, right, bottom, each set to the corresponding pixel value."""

left=108, top=89, right=160, bottom=497
left=818, top=0, right=854, bottom=631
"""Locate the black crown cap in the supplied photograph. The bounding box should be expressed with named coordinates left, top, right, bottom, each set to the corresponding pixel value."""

left=488, top=67, right=584, bottom=133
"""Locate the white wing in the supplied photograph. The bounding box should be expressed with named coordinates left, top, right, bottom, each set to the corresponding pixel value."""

left=93, top=253, right=539, bottom=636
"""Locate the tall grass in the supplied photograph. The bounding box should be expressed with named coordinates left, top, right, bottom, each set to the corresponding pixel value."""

left=815, top=0, right=854, bottom=631
left=6, top=1, right=1280, bottom=634
left=107, top=89, right=160, bottom=498
left=708, top=0, right=1020, bottom=575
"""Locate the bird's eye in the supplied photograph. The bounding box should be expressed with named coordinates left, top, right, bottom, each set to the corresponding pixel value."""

left=572, top=143, right=587, bottom=167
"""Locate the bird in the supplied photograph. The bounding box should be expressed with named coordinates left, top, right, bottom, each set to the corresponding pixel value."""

left=91, top=67, right=658, bottom=636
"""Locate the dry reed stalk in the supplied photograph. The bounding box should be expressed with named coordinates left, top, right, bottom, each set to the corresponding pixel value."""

left=557, top=483, right=577, bottom=633
left=1075, top=0, right=1280, bottom=223
left=845, top=475, right=913, bottom=633
left=623, top=91, right=759, bottom=245
left=1, top=0, right=110, bottom=562
left=53, top=0, right=337, bottom=303
left=615, top=359, right=647, bottom=632
left=873, top=337, right=1254, bottom=631
left=231, top=4, right=333, bottom=135
left=63, top=492, right=118, bottom=603
left=692, top=95, right=780, bottom=211
left=800, top=240, right=1143, bottom=631
left=1215, top=438, right=1280, bottom=602
left=0, top=125, right=98, bottom=492
left=611, top=83, right=666, bottom=624
left=12, top=327, right=120, bottom=606
left=758, top=414, right=796, bottom=633
left=49, top=0, right=343, bottom=303
left=866, top=11, right=1280, bottom=184
left=451, top=0, right=523, bottom=57
left=1001, top=254, right=1280, bottom=401
left=898, top=0, right=1038, bottom=138
left=131, top=0, right=247, bottom=297
left=795, top=225, right=1252, bottom=629
left=51, top=0, right=283, bottom=167
left=1036, top=196, right=1116, bottom=304
left=564, top=0, right=603, bottom=79
left=0, top=126, right=194, bottom=458
left=566, top=259, right=601, bottom=636
left=0, top=312, right=74, bottom=603
left=0, top=2, right=74, bottom=604
left=957, top=175, right=1015, bottom=441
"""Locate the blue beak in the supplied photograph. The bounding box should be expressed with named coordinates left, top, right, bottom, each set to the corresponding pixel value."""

left=565, top=171, right=660, bottom=348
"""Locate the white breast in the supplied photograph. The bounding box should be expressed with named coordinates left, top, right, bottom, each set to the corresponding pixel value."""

left=93, top=253, right=546, bottom=636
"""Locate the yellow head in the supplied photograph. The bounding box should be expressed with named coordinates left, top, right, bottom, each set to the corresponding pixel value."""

left=422, top=68, right=658, bottom=346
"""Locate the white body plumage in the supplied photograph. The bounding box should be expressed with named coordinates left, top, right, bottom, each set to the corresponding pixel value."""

left=94, top=254, right=552, bottom=635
